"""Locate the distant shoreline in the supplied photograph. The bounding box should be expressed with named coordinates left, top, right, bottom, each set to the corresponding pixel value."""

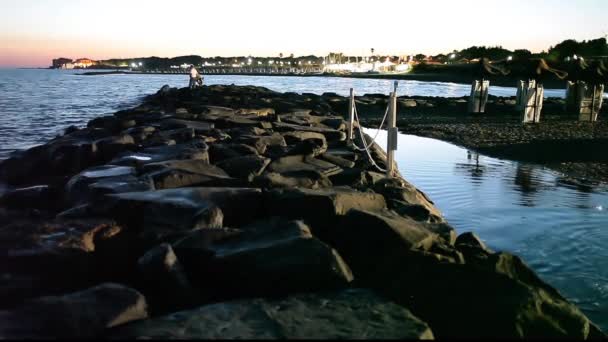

left=77, top=70, right=572, bottom=90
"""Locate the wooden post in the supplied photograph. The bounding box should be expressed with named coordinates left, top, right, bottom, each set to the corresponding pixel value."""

left=386, top=91, right=398, bottom=178
left=348, top=88, right=355, bottom=144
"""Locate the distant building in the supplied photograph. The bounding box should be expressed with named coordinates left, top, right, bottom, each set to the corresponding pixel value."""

left=62, top=63, right=75, bottom=70
left=73, top=58, right=98, bottom=68
left=52, top=58, right=72, bottom=69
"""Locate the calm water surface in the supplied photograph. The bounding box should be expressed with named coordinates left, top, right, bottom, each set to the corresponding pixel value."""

left=366, top=129, right=608, bottom=330
left=0, top=69, right=606, bottom=330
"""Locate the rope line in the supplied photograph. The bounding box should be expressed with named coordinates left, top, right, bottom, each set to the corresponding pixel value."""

left=350, top=100, right=389, bottom=173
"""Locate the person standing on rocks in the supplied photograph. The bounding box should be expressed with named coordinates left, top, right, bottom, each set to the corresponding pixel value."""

left=189, top=65, right=201, bottom=89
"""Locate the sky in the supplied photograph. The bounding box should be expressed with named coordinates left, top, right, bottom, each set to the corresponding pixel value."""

left=1, top=0, right=607, bottom=67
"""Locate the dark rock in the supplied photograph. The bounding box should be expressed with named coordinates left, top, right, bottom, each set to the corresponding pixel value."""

left=182, top=219, right=353, bottom=299
left=105, top=187, right=263, bottom=231
left=320, top=153, right=356, bottom=169
left=110, top=139, right=209, bottom=167
left=253, top=170, right=332, bottom=189
left=388, top=199, right=444, bottom=224
left=274, top=122, right=347, bottom=142
left=0, top=185, right=62, bottom=212
left=136, top=244, right=196, bottom=313
left=267, top=155, right=343, bottom=177
left=265, top=187, right=386, bottom=233
left=2, top=283, right=147, bottom=339
left=215, top=155, right=271, bottom=182
left=379, top=247, right=602, bottom=339
left=331, top=209, right=438, bottom=280
left=373, top=178, right=444, bottom=222
left=236, top=133, right=287, bottom=154
left=110, top=289, right=433, bottom=339
left=143, top=162, right=233, bottom=190
left=64, top=165, right=147, bottom=206
left=209, top=143, right=259, bottom=164
left=0, top=218, right=127, bottom=306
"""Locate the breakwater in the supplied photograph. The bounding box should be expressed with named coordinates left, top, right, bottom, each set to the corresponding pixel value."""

left=0, top=85, right=605, bottom=339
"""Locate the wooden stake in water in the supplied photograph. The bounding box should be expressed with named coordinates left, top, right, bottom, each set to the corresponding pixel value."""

left=348, top=88, right=355, bottom=144
left=386, top=91, right=398, bottom=178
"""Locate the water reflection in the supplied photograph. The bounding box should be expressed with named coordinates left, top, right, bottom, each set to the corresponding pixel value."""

left=513, top=164, right=541, bottom=207
left=365, top=128, right=608, bottom=330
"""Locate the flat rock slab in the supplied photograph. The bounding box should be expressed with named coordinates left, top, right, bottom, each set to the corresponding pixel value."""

left=266, top=187, right=386, bottom=230
left=273, top=122, right=346, bottom=142
left=109, top=289, right=434, bottom=339
left=216, top=155, right=271, bottom=181
left=191, top=220, right=353, bottom=297
left=110, top=140, right=209, bottom=167
left=141, top=160, right=233, bottom=189
left=267, top=155, right=343, bottom=177
left=106, top=187, right=264, bottom=229
left=157, top=119, right=214, bottom=133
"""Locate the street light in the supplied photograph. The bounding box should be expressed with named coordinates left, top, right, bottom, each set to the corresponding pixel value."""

left=507, top=56, right=513, bottom=61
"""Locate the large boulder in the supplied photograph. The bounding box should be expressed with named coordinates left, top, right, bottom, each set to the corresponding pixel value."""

left=373, top=178, right=444, bottom=222
left=331, top=209, right=440, bottom=280
left=175, top=219, right=353, bottom=300
left=104, top=187, right=264, bottom=233
left=110, top=289, right=434, bottom=339
left=141, top=160, right=233, bottom=189
left=372, top=232, right=606, bottom=339
left=265, top=187, right=386, bottom=234
left=1, top=283, right=147, bottom=339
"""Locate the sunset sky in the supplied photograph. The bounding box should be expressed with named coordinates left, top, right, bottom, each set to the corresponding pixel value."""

left=1, top=0, right=607, bottom=67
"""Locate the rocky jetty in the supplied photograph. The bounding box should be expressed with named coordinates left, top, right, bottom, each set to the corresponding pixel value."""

left=0, top=85, right=604, bottom=339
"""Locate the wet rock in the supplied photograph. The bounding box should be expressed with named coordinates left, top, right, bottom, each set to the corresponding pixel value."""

left=2, top=283, right=147, bottom=339
left=110, top=289, right=433, bottom=339
left=215, top=155, right=271, bottom=182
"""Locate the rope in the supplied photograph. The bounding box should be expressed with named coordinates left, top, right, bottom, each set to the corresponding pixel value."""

left=350, top=100, right=388, bottom=173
